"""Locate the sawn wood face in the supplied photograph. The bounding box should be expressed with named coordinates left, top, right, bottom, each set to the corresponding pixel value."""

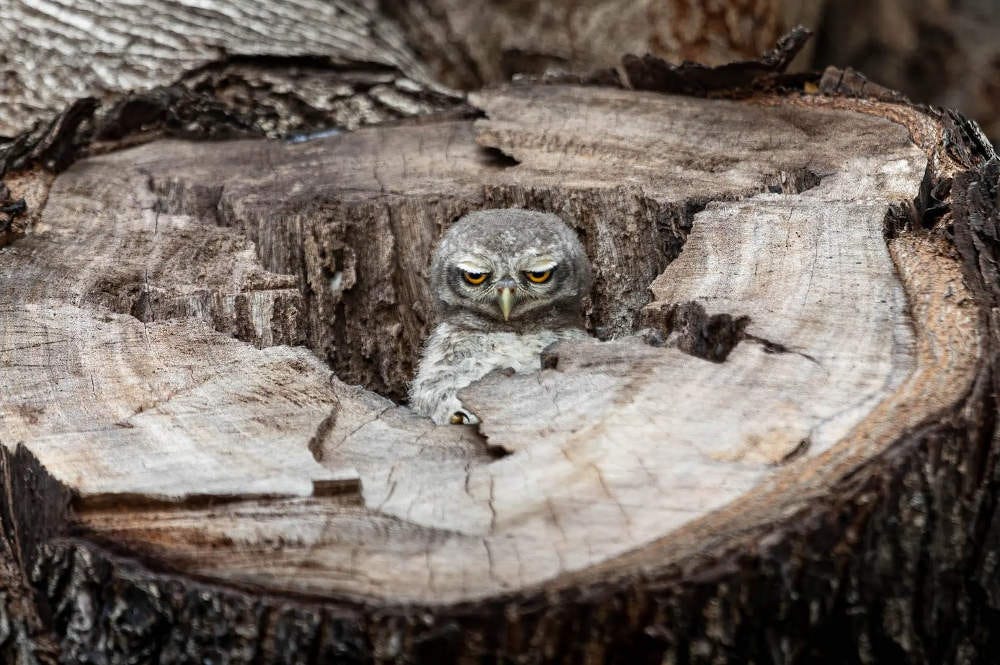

left=3, top=86, right=972, bottom=608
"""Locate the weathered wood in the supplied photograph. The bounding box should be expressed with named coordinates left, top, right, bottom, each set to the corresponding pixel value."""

left=0, top=0, right=458, bottom=140
left=0, top=152, right=359, bottom=506
left=1, top=2, right=998, bottom=658
left=2, top=64, right=997, bottom=662
left=0, top=494, right=58, bottom=663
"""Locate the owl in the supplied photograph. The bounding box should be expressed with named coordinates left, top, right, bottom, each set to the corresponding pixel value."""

left=410, top=208, right=592, bottom=425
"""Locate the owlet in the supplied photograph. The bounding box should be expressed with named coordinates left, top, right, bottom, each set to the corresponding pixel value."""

left=410, top=209, right=592, bottom=424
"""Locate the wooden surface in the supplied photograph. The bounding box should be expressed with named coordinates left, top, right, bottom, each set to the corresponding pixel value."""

left=4, top=0, right=995, bottom=146
left=0, top=155, right=359, bottom=505
left=0, top=0, right=452, bottom=138
left=2, top=84, right=971, bottom=613
left=0, top=0, right=996, bottom=657
left=0, top=58, right=996, bottom=665
left=0, top=0, right=820, bottom=135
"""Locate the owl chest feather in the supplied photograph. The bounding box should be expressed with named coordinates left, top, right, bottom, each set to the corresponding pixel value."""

left=441, top=324, right=569, bottom=370
left=410, top=322, right=585, bottom=423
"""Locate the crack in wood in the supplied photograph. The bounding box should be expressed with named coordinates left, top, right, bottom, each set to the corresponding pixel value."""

left=641, top=300, right=751, bottom=362
left=744, top=333, right=822, bottom=366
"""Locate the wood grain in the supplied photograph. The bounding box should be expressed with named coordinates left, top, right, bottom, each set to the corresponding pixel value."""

left=0, top=0, right=996, bottom=658
left=0, top=0, right=447, bottom=137
left=0, top=152, right=359, bottom=505
left=0, top=86, right=966, bottom=612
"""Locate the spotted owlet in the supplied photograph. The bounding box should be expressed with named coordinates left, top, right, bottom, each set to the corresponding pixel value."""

left=409, top=208, right=592, bottom=425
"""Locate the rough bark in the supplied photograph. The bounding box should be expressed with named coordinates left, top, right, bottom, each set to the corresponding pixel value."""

left=6, top=0, right=997, bottom=149
left=0, top=0, right=460, bottom=141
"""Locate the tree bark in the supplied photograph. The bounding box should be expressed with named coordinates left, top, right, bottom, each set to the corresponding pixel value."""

left=0, top=0, right=459, bottom=140
left=1, top=5, right=999, bottom=664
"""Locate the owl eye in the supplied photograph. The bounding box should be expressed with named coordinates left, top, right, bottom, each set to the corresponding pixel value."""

left=524, top=269, right=553, bottom=284
left=462, top=270, right=489, bottom=285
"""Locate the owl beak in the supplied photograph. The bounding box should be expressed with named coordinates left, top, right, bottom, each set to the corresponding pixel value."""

left=496, top=279, right=516, bottom=320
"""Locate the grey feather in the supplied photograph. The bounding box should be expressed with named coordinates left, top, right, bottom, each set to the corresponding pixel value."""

left=410, top=209, right=592, bottom=424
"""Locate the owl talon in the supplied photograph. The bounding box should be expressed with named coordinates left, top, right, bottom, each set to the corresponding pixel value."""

left=449, top=409, right=476, bottom=425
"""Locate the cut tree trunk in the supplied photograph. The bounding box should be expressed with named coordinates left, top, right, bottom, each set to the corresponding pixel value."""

left=2, top=76, right=999, bottom=663
left=2, top=11, right=1000, bottom=665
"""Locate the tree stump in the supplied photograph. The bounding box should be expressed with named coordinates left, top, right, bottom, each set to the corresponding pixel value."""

left=1, top=11, right=999, bottom=665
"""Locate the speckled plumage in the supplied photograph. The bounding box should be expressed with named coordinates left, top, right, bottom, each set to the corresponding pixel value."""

left=410, top=209, right=592, bottom=424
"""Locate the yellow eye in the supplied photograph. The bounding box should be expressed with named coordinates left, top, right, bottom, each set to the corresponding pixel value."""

left=463, top=270, right=488, bottom=285
left=525, top=269, right=552, bottom=284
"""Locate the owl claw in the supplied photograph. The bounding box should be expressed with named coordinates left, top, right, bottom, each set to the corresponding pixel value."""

left=449, top=409, right=478, bottom=425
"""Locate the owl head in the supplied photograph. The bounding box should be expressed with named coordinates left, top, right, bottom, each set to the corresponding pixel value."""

left=430, top=209, right=592, bottom=330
